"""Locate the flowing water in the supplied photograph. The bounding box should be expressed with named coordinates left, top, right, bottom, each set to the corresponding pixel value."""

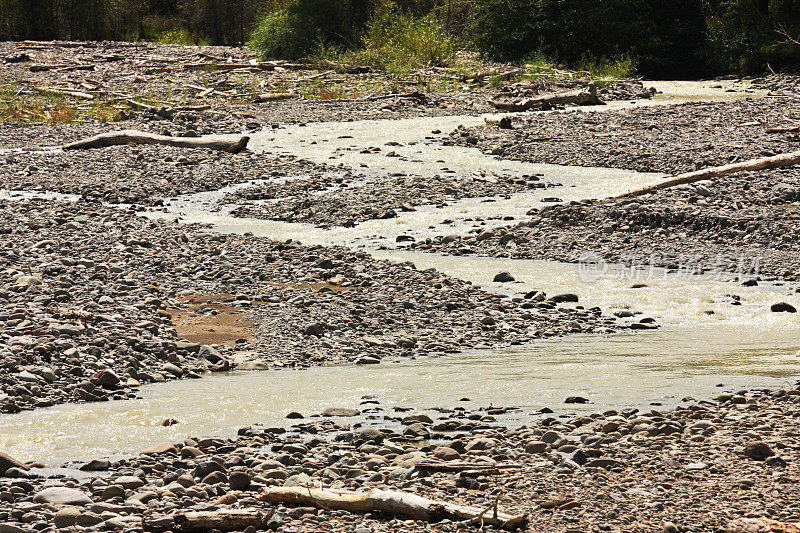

left=1, top=83, right=796, bottom=467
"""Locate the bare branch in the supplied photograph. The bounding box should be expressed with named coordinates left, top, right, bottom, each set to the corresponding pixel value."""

left=776, top=24, right=800, bottom=46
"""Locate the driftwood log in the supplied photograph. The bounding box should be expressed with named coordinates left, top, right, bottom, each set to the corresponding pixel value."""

left=366, top=90, right=427, bottom=102
left=491, top=84, right=603, bottom=112
left=767, top=125, right=800, bottom=134
left=143, top=508, right=272, bottom=532
left=618, top=149, right=800, bottom=198
left=30, top=64, right=95, bottom=72
left=33, top=86, right=95, bottom=100
left=254, top=92, right=299, bottom=103
left=261, top=487, right=528, bottom=530
left=182, top=61, right=308, bottom=72
left=62, top=130, right=249, bottom=153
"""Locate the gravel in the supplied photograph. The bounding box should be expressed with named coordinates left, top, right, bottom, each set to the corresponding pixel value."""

left=1, top=385, right=799, bottom=532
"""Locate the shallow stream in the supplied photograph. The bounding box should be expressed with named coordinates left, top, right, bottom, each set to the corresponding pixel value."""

left=1, top=82, right=796, bottom=467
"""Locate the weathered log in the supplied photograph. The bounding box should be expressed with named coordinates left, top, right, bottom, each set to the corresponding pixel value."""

left=260, top=487, right=528, bottom=530
left=367, top=90, right=427, bottom=102
left=619, top=149, right=800, bottom=198
left=767, top=125, right=800, bottom=134
left=182, top=61, right=309, bottom=72
left=254, top=92, right=299, bottom=103
left=182, top=62, right=258, bottom=71
left=33, top=86, right=95, bottom=100
left=143, top=508, right=271, bottom=532
left=29, top=64, right=94, bottom=72
left=491, top=84, right=603, bottom=111
left=62, top=130, right=249, bottom=153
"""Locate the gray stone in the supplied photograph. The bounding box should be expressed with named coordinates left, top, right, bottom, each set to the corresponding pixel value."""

left=284, top=473, right=312, bottom=487
left=493, top=271, right=515, bottom=282
left=322, top=407, right=360, bottom=417
left=33, top=486, right=92, bottom=506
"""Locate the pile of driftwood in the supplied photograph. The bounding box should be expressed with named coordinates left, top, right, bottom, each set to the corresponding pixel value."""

left=142, top=486, right=528, bottom=532
left=141, top=460, right=527, bottom=531
left=490, top=83, right=604, bottom=112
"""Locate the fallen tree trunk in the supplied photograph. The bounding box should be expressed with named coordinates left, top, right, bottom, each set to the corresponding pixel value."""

left=261, top=487, right=527, bottom=530
left=29, top=64, right=94, bottom=72
left=491, top=84, right=603, bottom=111
left=767, top=125, right=800, bottom=134
left=366, top=90, right=427, bottom=102
left=254, top=92, right=299, bottom=103
left=143, top=508, right=271, bottom=532
left=182, top=61, right=309, bottom=72
left=62, top=130, right=249, bottom=153
left=33, top=86, right=95, bottom=100
left=619, top=149, right=800, bottom=198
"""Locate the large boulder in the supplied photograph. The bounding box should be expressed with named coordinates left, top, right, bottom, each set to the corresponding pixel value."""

left=140, top=442, right=179, bottom=455
left=89, top=370, right=120, bottom=388
left=33, top=487, right=92, bottom=506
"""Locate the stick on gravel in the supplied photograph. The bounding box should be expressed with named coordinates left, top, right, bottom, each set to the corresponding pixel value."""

left=62, top=130, right=250, bottom=153
left=260, top=487, right=528, bottom=530
left=618, top=149, right=800, bottom=198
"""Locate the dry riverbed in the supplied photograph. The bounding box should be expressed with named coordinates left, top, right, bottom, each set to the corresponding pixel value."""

left=1, top=41, right=800, bottom=533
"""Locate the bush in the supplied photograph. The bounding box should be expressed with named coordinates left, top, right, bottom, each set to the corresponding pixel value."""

left=249, top=10, right=304, bottom=58
left=154, top=27, right=208, bottom=45
left=348, top=7, right=458, bottom=74
left=249, top=0, right=377, bottom=59
left=576, top=54, right=637, bottom=79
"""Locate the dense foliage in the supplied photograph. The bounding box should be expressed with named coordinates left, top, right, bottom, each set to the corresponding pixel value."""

left=0, top=0, right=798, bottom=76
left=0, top=0, right=265, bottom=44
left=249, top=0, right=376, bottom=59
left=471, top=0, right=709, bottom=78
left=707, top=0, right=800, bottom=73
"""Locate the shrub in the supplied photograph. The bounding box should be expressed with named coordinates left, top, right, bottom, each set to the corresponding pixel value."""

left=350, top=8, right=458, bottom=74
left=249, top=0, right=377, bottom=59
left=576, top=54, right=637, bottom=80
left=248, top=10, right=305, bottom=59
left=153, top=27, right=207, bottom=45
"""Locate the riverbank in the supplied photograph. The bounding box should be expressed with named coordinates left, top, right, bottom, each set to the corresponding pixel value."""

left=0, top=40, right=656, bottom=151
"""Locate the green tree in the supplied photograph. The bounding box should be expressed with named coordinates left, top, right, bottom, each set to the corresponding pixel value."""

left=709, top=0, right=800, bottom=72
